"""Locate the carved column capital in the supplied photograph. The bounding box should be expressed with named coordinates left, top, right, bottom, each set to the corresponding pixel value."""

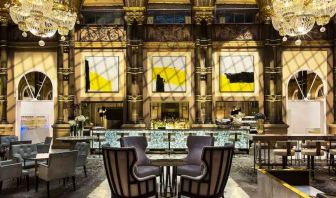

left=193, top=6, right=214, bottom=25
left=124, top=7, right=146, bottom=25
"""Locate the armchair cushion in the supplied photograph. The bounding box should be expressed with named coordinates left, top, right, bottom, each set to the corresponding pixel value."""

left=12, top=144, right=38, bottom=163
left=120, top=136, right=151, bottom=166
left=176, top=164, right=202, bottom=177
left=135, top=165, right=161, bottom=178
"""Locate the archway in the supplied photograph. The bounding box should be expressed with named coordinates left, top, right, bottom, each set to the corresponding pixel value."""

left=286, top=70, right=326, bottom=134
left=16, top=71, right=54, bottom=143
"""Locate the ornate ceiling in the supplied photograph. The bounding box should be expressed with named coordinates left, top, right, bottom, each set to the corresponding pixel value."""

left=82, top=0, right=257, bottom=6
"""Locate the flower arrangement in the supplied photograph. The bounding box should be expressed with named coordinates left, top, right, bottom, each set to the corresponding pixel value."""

left=69, top=115, right=88, bottom=136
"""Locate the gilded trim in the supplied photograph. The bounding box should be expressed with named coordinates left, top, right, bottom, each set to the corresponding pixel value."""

left=144, top=42, right=195, bottom=49
left=213, top=41, right=263, bottom=48
left=75, top=42, right=127, bottom=48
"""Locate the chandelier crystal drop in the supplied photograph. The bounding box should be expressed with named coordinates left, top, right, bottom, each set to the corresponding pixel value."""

left=267, top=0, right=336, bottom=45
left=7, top=0, right=77, bottom=46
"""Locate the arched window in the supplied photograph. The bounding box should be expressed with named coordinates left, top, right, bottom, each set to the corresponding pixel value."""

left=18, top=72, right=53, bottom=100
left=287, top=70, right=324, bottom=101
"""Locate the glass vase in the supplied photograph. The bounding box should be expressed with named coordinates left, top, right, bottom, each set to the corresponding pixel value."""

left=256, top=119, right=264, bottom=134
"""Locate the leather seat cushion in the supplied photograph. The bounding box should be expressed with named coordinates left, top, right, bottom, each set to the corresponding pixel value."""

left=273, top=149, right=295, bottom=156
left=135, top=165, right=161, bottom=178
left=302, top=149, right=324, bottom=156
left=176, top=164, right=202, bottom=177
left=329, top=149, right=336, bottom=155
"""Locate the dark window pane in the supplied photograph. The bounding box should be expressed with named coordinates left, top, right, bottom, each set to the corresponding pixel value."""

left=224, top=13, right=234, bottom=23
left=175, top=15, right=185, bottom=24
left=245, top=13, right=254, bottom=23
left=234, top=13, right=245, bottom=23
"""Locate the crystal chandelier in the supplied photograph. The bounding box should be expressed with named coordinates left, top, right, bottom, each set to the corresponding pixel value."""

left=266, top=0, right=336, bottom=45
left=6, top=0, right=77, bottom=46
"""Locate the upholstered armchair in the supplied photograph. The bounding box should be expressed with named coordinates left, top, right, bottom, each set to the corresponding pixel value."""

left=0, top=136, right=18, bottom=160
left=74, top=142, right=90, bottom=177
left=36, top=151, right=78, bottom=197
left=0, top=159, right=29, bottom=191
left=176, top=136, right=214, bottom=177
left=120, top=136, right=162, bottom=178
left=36, top=137, right=52, bottom=153
left=179, top=146, right=234, bottom=198
left=102, top=147, right=158, bottom=198
left=12, top=144, right=37, bottom=169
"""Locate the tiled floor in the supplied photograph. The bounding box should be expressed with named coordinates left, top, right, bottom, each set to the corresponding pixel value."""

left=88, top=177, right=250, bottom=198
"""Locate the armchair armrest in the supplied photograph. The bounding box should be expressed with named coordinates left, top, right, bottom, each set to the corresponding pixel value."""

left=0, top=159, right=16, bottom=166
left=0, top=162, right=22, bottom=180
left=132, top=166, right=157, bottom=182
left=37, top=163, right=49, bottom=180
left=181, top=163, right=207, bottom=181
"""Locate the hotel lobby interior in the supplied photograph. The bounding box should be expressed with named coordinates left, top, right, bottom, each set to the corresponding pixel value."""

left=2, top=0, right=336, bottom=197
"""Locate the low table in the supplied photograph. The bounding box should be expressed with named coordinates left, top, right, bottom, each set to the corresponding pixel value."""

left=148, top=153, right=187, bottom=197
left=56, top=136, right=97, bottom=149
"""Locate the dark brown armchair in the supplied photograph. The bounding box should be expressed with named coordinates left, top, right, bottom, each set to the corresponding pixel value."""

left=102, top=146, right=158, bottom=198
left=179, top=145, right=234, bottom=198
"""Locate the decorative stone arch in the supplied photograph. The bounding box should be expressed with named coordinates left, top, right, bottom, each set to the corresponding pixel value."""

left=17, top=71, right=53, bottom=101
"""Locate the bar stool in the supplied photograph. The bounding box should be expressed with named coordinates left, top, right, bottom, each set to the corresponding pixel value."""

left=273, top=141, right=296, bottom=169
left=301, top=141, right=326, bottom=177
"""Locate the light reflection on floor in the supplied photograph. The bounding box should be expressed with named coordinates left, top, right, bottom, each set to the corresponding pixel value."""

left=88, top=177, right=250, bottom=198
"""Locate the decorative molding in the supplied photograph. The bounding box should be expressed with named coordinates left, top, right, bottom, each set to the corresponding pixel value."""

left=74, top=41, right=127, bottom=48
left=58, top=68, right=74, bottom=76
left=78, top=26, right=126, bottom=42
left=127, top=67, right=143, bottom=74
left=193, top=6, right=214, bottom=24
left=195, top=67, right=212, bottom=74
left=196, top=95, right=212, bottom=102
left=214, top=25, right=260, bottom=41
left=0, top=95, right=6, bottom=102
left=144, top=42, right=195, bottom=49
left=264, top=67, right=281, bottom=74
left=212, top=41, right=263, bottom=48
left=127, top=95, right=143, bottom=101
left=58, top=95, right=75, bottom=102
left=0, top=68, right=7, bottom=75
left=0, top=15, right=8, bottom=26
left=265, top=95, right=282, bottom=102
left=146, top=25, right=192, bottom=42
left=124, top=7, right=146, bottom=25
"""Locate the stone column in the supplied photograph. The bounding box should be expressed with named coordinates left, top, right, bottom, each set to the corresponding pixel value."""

left=193, top=7, right=214, bottom=127
left=123, top=7, right=146, bottom=128
left=329, top=22, right=336, bottom=134
left=205, top=23, right=213, bottom=124
left=263, top=22, right=288, bottom=134
left=53, top=37, right=71, bottom=148
left=56, top=39, right=65, bottom=124
left=0, top=17, right=8, bottom=124
left=194, top=23, right=202, bottom=123
left=67, top=30, right=75, bottom=120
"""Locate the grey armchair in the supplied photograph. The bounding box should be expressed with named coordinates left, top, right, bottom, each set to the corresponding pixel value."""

left=0, top=136, right=18, bottom=160
left=103, top=146, right=158, bottom=198
left=176, top=136, right=214, bottom=177
left=8, top=141, right=32, bottom=159
left=12, top=144, right=38, bottom=169
left=36, top=151, right=78, bottom=197
left=0, top=159, right=29, bottom=191
left=120, top=136, right=161, bottom=178
left=0, top=136, right=18, bottom=146
left=36, top=137, right=52, bottom=153
left=179, top=146, right=234, bottom=198
left=74, top=142, right=90, bottom=177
